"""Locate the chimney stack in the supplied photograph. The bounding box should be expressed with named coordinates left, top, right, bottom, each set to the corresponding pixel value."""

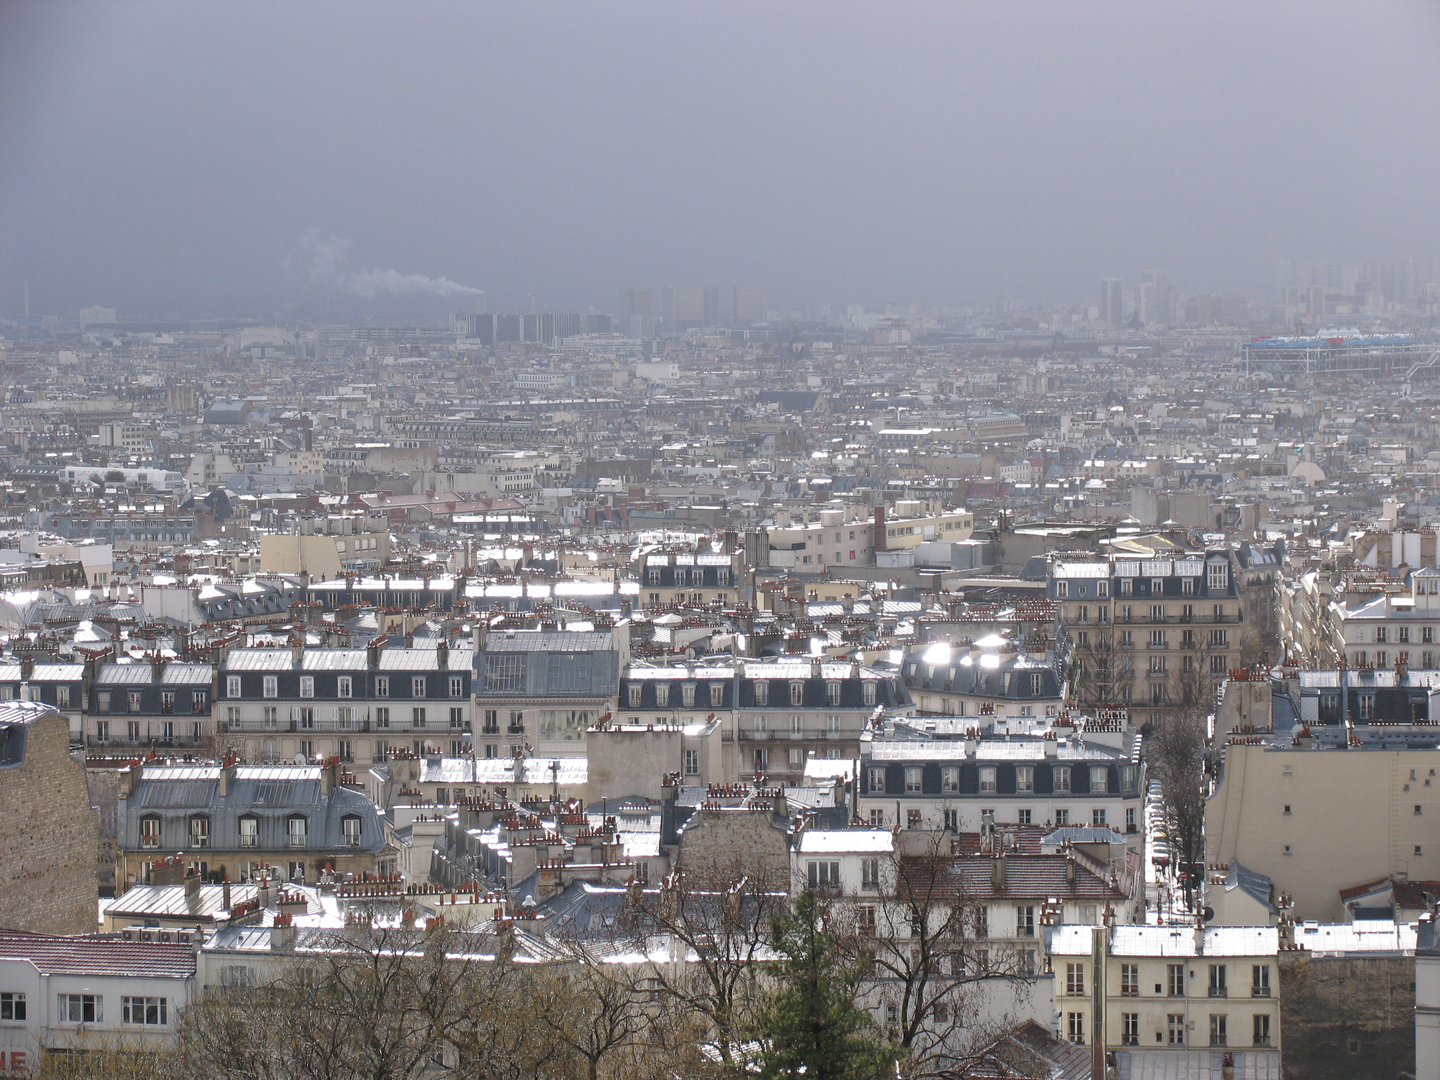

left=991, top=851, right=1006, bottom=891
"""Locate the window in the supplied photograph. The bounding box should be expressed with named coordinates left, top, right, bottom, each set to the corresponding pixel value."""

left=297, top=706, right=315, bottom=729
left=1376, top=626, right=1388, bottom=644
left=263, top=676, right=277, bottom=699
left=57, top=685, right=71, bottom=709
left=859, top=857, right=880, bottom=890
left=227, top=676, right=241, bottom=698
left=941, top=766, right=960, bottom=793
left=1209, top=964, right=1227, bottom=997
left=905, top=767, right=922, bottom=793
left=299, top=676, right=314, bottom=699
left=826, top=713, right=841, bottom=736
left=1053, top=766, right=1071, bottom=792
left=60, top=994, right=101, bottom=1023
left=444, top=705, right=462, bottom=729
left=140, top=816, right=161, bottom=849
left=287, top=816, right=307, bottom=847
left=943, top=808, right=959, bottom=832
left=753, top=747, right=768, bottom=773
left=1168, top=963, right=1185, bottom=997
left=654, top=683, right=671, bottom=708
left=1207, top=562, right=1228, bottom=590
left=338, top=740, right=353, bottom=763
left=123, top=996, right=167, bottom=1026
left=1209, top=1014, right=1227, bottom=1046
left=826, top=681, right=841, bottom=706
left=790, top=713, right=803, bottom=735
left=1066, top=963, right=1085, bottom=995
left=1426, top=626, right=1435, bottom=644
left=1126, top=807, right=1137, bottom=832
left=869, top=808, right=885, bottom=827
left=972, top=904, right=989, bottom=938
left=1054, top=808, right=1070, bottom=825
left=807, top=860, right=840, bottom=889
left=857, top=906, right=876, bottom=934
left=189, top=816, right=209, bottom=848
left=375, top=706, right=390, bottom=729
left=1092, top=808, right=1107, bottom=826
left=1121, top=963, right=1139, bottom=996
left=1150, top=603, right=1165, bottom=623
left=1253, top=1013, right=1271, bottom=1047
left=1252, top=964, right=1270, bottom=997
left=1121, top=1012, right=1139, bottom=1046
left=1150, top=629, right=1166, bottom=648
left=788, top=748, right=806, bottom=771
left=129, top=690, right=143, bottom=712
left=868, top=767, right=885, bottom=791
left=1016, top=765, right=1034, bottom=792
left=790, top=681, right=804, bottom=706
left=979, top=766, right=997, bottom=793
left=754, top=681, right=769, bottom=706
left=1, top=992, right=26, bottom=1021
left=1066, top=1012, right=1084, bottom=1045
left=863, top=681, right=877, bottom=706
left=1016, top=906, right=1035, bottom=937
left=412, top=677, right=426, bottom=698
left=710, top=683, right=724, bottom=707
left=1090, top=766, right=1108, bottom=793
left=413, top=707, right=427, bottom=728
left=1018, top=808, right=1032, bottom=825
left=342, top=815, right=362, bottom=847
left=1056, top=581, right=1069, bottom=599
left=1167, top=1014, right=1185, bottom=1045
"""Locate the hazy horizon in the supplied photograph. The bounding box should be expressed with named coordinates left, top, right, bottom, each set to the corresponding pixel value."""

left=3, top=0, right=1439, bottom=321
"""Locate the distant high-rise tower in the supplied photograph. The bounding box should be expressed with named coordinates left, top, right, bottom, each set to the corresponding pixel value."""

left=733, top=286, right=766, bottom=326
left=617, top=287, right=653, bottom=338
left=1100, top=278, right=1125, bottom=328
left=666, top=286, right=718, bottom=331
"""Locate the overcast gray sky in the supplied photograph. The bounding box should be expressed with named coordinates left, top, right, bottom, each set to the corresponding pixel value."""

left=2, top=0, right=1439, bottom=320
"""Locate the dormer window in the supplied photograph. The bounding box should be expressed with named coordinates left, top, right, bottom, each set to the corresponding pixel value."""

left=1208, top=562, right=1229, bottom=591
left=790, top=681, right=804, bottom=706
left=139, top=815, right=162, bottom=849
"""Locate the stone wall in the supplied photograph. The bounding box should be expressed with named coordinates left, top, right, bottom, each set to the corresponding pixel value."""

left=0, top=713, right=101, bottom=934
left=1279, top=950, right=1415, bottom=1080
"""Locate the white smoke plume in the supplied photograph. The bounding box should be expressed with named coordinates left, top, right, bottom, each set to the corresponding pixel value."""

left=347, top=267, right=482, bottom=298
left=294, top=228, right=481, bottom=299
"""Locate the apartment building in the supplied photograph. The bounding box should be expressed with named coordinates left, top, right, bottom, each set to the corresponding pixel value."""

left=473, top=624, right=626, bottom=759
left=219, top=641, right=472, bottom=766
left=0, top=930, right=196, bottom=1070
left=750, top=501, right=974, bottom=575
left=855, top=717, right=1145, bottom=839
left=1206, top=738, right=1440, bottom=920
left=1050, top=549, right=1241, bottom=724
left=1048, top=924, right=1280, bottom=1071
left=257, top=510, right=391, bottom=576
left=115, top=759, right=393, bottom=888
left=86, top=658, right=215, bottom=752
left=617, top=657, right=912, bottom=784
left=636, top=549, right=745, bottom=608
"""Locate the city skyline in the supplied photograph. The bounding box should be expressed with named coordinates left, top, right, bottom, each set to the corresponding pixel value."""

left=4, top=1, right=1440, bottom=320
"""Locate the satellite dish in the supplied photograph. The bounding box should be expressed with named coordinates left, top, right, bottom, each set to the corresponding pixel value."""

left=1201, top=906, right=1215, bottom=923
left=294, top=753, right=307, bottom=766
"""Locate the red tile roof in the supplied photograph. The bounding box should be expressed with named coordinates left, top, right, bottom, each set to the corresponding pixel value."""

left=0, top=929, right=196, bottom=979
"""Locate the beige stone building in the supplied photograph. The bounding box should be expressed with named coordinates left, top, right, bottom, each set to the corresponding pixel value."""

left=0, top=702, right=100, bottom=935
left=1206, top=740, right=1440, bottom=920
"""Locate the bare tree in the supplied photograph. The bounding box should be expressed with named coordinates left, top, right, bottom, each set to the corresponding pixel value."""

left=532, top=947, right=653, bottom=1080
left=1150, top=706, right=1208, bottom=911
left=182, top=924, right=476, bottom=1080
left=1067, top=628, right=1134, bottom=712
left=620, top=856, right=789, bottom=1068
left=829, top=832, right=1032, bottom=1079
